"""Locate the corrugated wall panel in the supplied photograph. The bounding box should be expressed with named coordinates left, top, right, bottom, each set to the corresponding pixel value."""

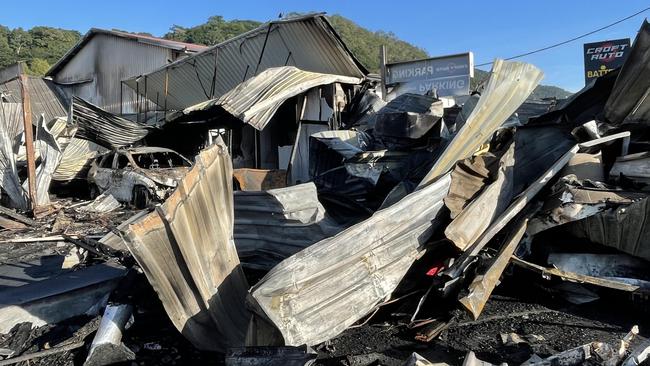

left=53, top=35, right=173, bottom=114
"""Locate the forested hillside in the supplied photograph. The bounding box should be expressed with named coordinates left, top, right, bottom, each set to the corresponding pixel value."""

left=0, top=26, right=81, bottom=75
left=163, top=14, right=429, bottom=72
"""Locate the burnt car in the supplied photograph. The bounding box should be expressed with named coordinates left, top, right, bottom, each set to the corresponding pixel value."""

left=87, top=147, right=193, bottom=208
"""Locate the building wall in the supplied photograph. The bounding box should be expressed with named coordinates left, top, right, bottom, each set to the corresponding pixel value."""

left=52, top=34, right=176, bottom=115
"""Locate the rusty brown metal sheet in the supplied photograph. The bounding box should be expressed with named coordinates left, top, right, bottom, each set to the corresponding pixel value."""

left=459, top=219, right=528, bottom=319
left=445, top=143, right=515, bottom=251
left=233, top=168, right=287, bottom=191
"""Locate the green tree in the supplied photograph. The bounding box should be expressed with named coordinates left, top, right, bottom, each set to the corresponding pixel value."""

left=26, top=57, right=50, bottom=76
left=164, top=16, right=260, bottom=45
left=0, top=25, right=80, bottom=74
left=8, top=28, right=31, bottom=60
left=28, top=26, right=80, bottom=64
left=327, top=15, right=428, bottom=72
left=0, top=26, right=14, bottom=68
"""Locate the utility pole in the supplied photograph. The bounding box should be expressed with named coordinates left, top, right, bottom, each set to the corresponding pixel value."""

left=379, top=45, right=388, bottom=101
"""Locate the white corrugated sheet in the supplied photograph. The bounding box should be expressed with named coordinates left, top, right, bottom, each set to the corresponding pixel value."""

left=0, top=101, right=27, bottom=209
left=171, top=66, right=360, bottom=130
left=25, top=116, right=62, bottom=205
left=52, top=138, right=107, bottom=181
left=419, top=59, right=543, bottom=186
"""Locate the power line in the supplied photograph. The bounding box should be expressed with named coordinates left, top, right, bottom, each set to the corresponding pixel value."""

left=476, top=7, right=650, bottom=67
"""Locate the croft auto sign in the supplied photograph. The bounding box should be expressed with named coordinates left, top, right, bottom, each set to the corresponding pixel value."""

left=583, top=38, right=630, bottom=84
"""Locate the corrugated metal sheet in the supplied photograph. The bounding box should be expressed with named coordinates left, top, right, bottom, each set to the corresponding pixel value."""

left=604, top=20, right=650, bottom=126
left=444, top=143, right=515, bottom=251
left=442, top=145, right=578, bottom=281
left=25, top=116, right=62, bottom=205
left=122, top=142, right=250, bottom=352
left=0, top=77, right=68, bottom=126
left=182, top=66, right=359, bottom=130
left=52, top=137, right=107, bottom=181
left=565, top=197, right=650, bottom=262
left=124, top=14, right=367, bottom=111
left=419, top=59, right=543, bottom=186
left=459, top=219, right=528, bottom=319
left=72, top=96, right=151, bottom=148
left=250, top=172, right=451, bottom=346
left=79, top=192, right=121, bottom=213
left=0, top=102, right=23, bottom=151
left=0, top=101, right=27, bottom=209
left=234, top=182, right=342, bottom=270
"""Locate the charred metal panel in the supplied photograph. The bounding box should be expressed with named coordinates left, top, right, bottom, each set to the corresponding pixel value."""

left=234, top=183, right=341, bottom=270
left=251, top=173, right=451, bottom=346
left=72, top=96, right=151, bottom=148
left=123, top=142, right=250, bottom=352
left=564, top=196, right=650, bottom=262
left=604, top=20, right=650, bottom=126
left=459, top=219, right=528, bottom=319
left=445, top=143, right=514, bottom=250
left=233, top=169, right=287, bottom=191
left=610, top=152, right=650, bottom=184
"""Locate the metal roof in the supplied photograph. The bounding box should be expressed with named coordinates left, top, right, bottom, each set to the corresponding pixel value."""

left=71, top=96, right=152, bottom=149
left=170, top=66, right=361, bottom=130
left=0, top=77, right=68, bottom=125
left=47, top=28, right=208, bottom=77
left=0, top=63, right=24, bottom=85
left=123, top=14, right=368, bottom=111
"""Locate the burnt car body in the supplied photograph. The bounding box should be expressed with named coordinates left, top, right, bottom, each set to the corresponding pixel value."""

left=87, top=147, right=192, bottom=208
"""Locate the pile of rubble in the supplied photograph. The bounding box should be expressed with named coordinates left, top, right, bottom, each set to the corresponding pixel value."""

left=0, top=14, right=650, bottom=366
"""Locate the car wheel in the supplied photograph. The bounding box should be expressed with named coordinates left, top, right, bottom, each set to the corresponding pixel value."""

left=133, top=186, right=151, bottom=209
left=89, top=184, right=100, bottom=199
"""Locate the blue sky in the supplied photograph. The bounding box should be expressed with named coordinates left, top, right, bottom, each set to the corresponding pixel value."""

left=2, top=0, right=649, bottom=92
